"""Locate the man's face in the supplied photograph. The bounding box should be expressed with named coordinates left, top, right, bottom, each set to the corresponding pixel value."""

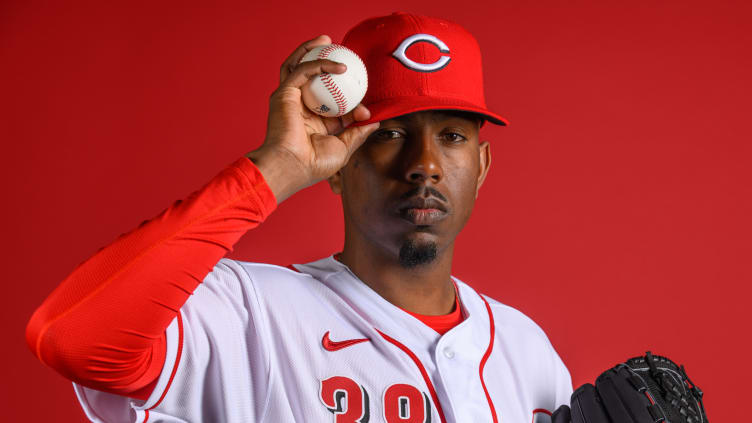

left=329, top=110, right=492, bottom=268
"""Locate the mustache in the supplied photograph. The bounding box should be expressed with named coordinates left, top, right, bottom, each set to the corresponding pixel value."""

left=398, top=186, right=448, bottom=203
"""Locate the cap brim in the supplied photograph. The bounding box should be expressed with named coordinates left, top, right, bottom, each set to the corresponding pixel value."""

left=351, top=95, right=508, bottom=127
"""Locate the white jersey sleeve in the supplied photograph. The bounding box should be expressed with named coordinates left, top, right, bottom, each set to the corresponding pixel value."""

left=73, top=258, right=271, bottom=422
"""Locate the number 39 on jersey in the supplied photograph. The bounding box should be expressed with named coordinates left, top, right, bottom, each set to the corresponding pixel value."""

left=320, top=376, right=433, bottom=423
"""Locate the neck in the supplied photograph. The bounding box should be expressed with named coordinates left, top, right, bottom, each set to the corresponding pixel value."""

left=338, top=235, right=456, bottom=316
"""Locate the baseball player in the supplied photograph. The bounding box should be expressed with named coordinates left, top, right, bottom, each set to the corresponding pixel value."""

left=27, top=12, right=573, bottom=422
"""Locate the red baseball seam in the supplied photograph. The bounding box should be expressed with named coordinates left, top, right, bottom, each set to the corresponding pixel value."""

left=319, top=73, right=348, bottom=116
left=318, top=45, right=351, bottom=116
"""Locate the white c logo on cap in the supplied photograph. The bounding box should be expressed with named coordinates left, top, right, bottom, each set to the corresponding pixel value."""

left=392, top=34, right=450, bottom=73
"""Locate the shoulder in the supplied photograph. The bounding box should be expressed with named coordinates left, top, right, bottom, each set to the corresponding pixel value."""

left=202, top=257, right=344, bottom=308
left=458, top=282, right=573, bottom=402
left=483, top=295, right=550, bottom=340
left=455, top=279, right=549, bottom=339
left=216, top=257, right=310, bottom=279
left=455, top=279, right=557, bottom=354
left=206, top=257, right=317, bottom=290
left=186, top=258, right=320, bottom=316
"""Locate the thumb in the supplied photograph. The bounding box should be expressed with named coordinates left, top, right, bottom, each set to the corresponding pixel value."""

left=339, top=121, right=380, bottom=158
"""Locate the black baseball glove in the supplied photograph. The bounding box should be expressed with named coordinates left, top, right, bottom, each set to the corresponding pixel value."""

left=552, top=351, right=708, bottom=423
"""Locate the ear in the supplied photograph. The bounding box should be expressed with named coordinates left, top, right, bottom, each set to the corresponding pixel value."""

left=327, top=170, right=343, bottom=195
left=475, top=141, right=491, bottom=199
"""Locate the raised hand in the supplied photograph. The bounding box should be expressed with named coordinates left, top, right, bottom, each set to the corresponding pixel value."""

left=246, top=35, right=379, bottom=203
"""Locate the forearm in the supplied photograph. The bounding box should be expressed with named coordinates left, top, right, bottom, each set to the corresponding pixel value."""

left=25, top=156, right=276, bottom=399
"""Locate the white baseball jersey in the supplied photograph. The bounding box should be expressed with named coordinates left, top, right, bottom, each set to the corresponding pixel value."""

left=73, top=255, right=572, bottom=422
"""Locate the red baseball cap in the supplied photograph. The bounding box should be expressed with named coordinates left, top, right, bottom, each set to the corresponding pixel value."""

left=342, top=12, right=508, bottom=126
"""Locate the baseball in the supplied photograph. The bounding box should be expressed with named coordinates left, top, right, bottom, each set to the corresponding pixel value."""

left=298, top=44, right=368, bottom=117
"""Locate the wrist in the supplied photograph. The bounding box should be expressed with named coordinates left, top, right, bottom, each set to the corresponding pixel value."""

left=245, top=147, right=309, bottom=203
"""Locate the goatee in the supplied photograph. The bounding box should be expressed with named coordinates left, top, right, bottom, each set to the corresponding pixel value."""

left=398, top=239, right=438, bottom=268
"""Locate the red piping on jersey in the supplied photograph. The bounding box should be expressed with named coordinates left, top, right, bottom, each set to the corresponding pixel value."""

left=142, top=312, right=184, bottom=423
left=376, top=329, right=447, bottom=423
left=532, top=408, right=552, bottom=422
left=478, top=294, right=499, bottom=423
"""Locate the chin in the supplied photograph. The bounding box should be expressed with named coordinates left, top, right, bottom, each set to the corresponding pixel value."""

left=398, top=237, right=439, bottom=268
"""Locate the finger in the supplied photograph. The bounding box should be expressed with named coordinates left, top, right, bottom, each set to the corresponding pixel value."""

left=279, top=35, right=332, bottom=83
left=551, top=405, right=571, bottom=423
left=340, top=103, right=372, bottom=129
left=338, top=121, right=380, bottom=160
left=281, top=59, right=347, bottom=89
left=322, top=116, right=345, bottom=136
left=595, top=367, right=656, bottom=423
left=322, top=104, right=371, bottom=135
left=570, top=383, right=610, bottom=423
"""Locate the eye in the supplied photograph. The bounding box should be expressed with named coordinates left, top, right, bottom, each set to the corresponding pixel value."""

left=371, top=129, right=405, bottom=142
left=442, top=132, right=467, bottom=143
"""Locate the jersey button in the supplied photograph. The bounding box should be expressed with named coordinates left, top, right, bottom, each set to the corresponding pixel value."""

left=443, top=347, right=455, bottom=359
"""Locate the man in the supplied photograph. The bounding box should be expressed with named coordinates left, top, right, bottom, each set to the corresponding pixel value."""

left=27, top=12, right=572, bottom=422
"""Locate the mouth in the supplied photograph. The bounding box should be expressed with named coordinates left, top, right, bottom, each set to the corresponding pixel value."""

left=396, top=198, right=448, bottom=225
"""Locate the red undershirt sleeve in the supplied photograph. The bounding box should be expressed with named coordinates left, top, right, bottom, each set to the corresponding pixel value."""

left=25, top=157, right=277, bottom=401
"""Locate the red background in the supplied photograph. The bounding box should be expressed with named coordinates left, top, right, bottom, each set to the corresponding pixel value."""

left=2, top=0, right=749, bottom=421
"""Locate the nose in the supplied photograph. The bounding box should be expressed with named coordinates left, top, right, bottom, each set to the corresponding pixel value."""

left=403, top=134, right=443, bottom=185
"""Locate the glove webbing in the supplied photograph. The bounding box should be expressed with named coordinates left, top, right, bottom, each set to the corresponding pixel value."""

left=627, top=352, right=707, bottom=423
